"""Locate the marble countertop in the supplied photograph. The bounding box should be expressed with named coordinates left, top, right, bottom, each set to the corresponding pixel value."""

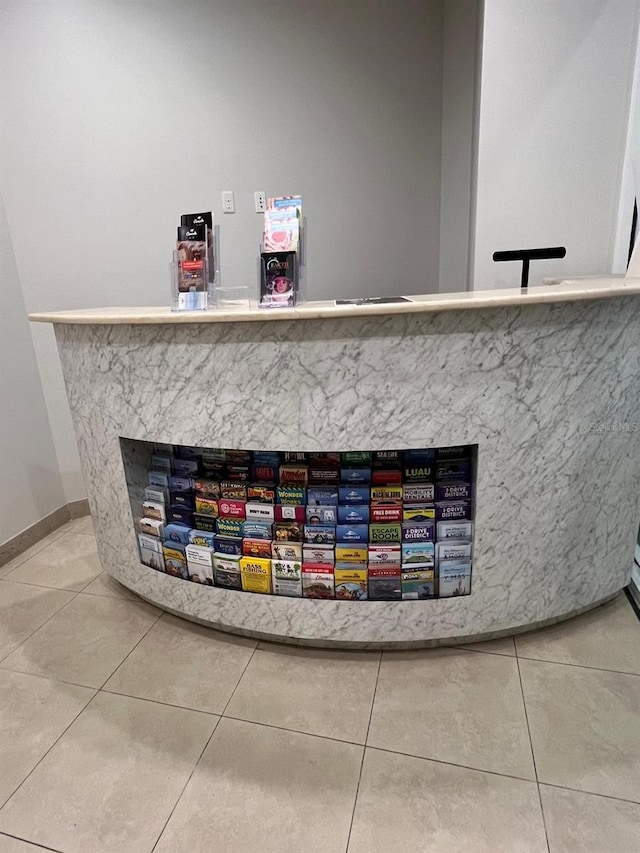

left=29, top=277, right=640, bottom=325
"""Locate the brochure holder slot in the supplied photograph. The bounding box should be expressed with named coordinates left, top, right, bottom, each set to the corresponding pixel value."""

left=259, top=249, right=299, bottom=308
left=214, top=285, right=256, bottom=311
left=171, top=222, right=218, bottom=312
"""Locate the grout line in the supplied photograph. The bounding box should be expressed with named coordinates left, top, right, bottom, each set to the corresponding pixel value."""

left=515, top=653, right=551, bottom=852
left=0, top=577, right=100, bottom=595
left=222, top=711, right=368, bottom=749
left=100, top=687, right=221, bottom=718
left=75, top=583, right=138, bottom=601
left=345, top=650, right=382, bottom=852
left=148, top=643, right=261, bottom=853
left=514, top=654, right=640, bottom=678
left=0, top=593, right=80, bottom=667
left=96, top=607, right=165, bottom=691
left=449, top=643, right=516, bottom=658
left=218, top=643, right=259, bottom=717
left=0, top=688, right=98, bottom=813
left=0, top=664, right=96, bottom=693
left=150, top=714, right=223, bottom=853
left=366, top=744, right=539, bottom=786
left=538, top=780, right=640, bottom=807
left=0, top=830, right=65, bottom=852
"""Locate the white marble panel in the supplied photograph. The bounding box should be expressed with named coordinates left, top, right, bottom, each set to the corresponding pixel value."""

left=53, top=295, right=640, bottom=646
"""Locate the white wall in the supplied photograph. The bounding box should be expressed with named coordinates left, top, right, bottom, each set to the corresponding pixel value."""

left=473, top=0, right=640, bottom=289
left=2, top=1, right=638, bottom=509
left=613, top=22, right=640, bottom=273
left=0, top=0, right=447, bottom=501
left=0, top=191, right=65, bottom=544
left=439, top=0, right=481, bottom=292
left=0, top=0, right=444, bottom=304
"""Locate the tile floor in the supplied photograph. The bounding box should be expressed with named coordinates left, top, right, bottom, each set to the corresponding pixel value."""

left=0, top=517, right=639, bottom=852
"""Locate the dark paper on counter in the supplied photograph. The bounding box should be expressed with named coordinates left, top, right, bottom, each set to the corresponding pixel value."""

left=334, top=296, right=413, bottom=305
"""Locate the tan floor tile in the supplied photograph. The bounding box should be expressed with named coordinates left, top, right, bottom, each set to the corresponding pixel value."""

left=520, top=658, right=640, bottom=801
left=81, top=572, right=138, bottom=601
left=154, top=716, right=362, bottom=853
left=368, top=647, right=535, bottom=778
left=105, top=613, right=256, bottom=714
left=63, top=515, right=95, bottom=536
left=0, top=595, right=160, bottom=688
left=0, top=669, right=94, bottom=806
left=0, top=691, right=217, bottom=853
left=458, top=635, right=516, bottom=655
left=0, top=529, right=66, bottom=579
left=0, top=834, right=51, bottom=852
left=225, top=643, right=379, bottom=743
left=348, top=748, right=547, bottom=853
left=0, top=582, right=74, bottom=662
left=516, top=595, right=640, bottom=674
left=3, top=533, right=101, bottom=593
left=540, top=785, right=640, bottom=852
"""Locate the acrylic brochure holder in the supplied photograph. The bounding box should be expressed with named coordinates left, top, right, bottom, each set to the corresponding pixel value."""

left=169, top=215, right=305, bottom=311
left=170, top=224, right=220, bottom=312
left=213, top=284, right=256, bottom=310
left=258, top=194, right=304, bottom=309
left=258, top=216, right=305, bottom=309
left=170, top=251, right=211, bottom=311
left=259, top=250, right=299, bottom=309
left=211, top=218, right=255, bottom=309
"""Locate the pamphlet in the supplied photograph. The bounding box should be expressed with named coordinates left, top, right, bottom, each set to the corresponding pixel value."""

left=260, top=251, right=297, bottom=308
left=176, top=224, right=207, bottom=310
left=134, top=443, right=477, bottom=602
left=263, top=196, right=302, bottom=252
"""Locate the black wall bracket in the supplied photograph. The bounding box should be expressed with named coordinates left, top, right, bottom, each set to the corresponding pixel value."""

left=492, top=246, right=566, bottom=289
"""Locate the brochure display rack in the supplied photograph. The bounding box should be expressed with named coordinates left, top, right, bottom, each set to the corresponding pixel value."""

left=170, top=212, right=216, bottom=311
left=259, top=196, right=302, bottom=308
left=125, top=441, right=477, bottom=601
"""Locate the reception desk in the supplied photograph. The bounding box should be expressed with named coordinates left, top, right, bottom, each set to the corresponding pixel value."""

left=31, top=278, right=640, bottom=647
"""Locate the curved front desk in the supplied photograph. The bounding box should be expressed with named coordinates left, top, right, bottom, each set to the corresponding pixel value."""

left=31, top=279, right=640, bottom=647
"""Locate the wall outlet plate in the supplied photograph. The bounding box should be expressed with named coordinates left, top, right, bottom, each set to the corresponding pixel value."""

left=255, top=191, right=266, bottom=213
left=222, top=191, right=235, bottom=213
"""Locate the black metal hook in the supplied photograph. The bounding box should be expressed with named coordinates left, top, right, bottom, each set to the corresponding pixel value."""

left=492, top=247, right=566, bottom=289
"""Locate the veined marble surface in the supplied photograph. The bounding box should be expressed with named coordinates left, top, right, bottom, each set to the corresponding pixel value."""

left=50, top=294, right=640, bottom=646
left=30, top=277, right=640, bottom=325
